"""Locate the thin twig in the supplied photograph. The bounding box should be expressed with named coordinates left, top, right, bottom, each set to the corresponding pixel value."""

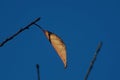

left=34, top=23, right=45, bottom=32
left=36, top=64, right=40, bottom=80
left=84, top=42, right=103, bottom=80
left=0, top=17, right=40, bottom=47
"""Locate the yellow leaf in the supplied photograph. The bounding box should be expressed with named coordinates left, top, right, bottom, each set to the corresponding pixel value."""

left=44, top=30, right=67, bottom=68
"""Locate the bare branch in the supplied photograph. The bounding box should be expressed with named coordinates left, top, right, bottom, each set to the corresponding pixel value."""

left=84, top=42, right=103, bottom=80
left=0, top=17, right=40, bottom=47
left=36, top=64, right=40, bottom=80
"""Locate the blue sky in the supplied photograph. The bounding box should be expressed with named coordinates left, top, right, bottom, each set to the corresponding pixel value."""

left=0, top=0, right=120, bottom=80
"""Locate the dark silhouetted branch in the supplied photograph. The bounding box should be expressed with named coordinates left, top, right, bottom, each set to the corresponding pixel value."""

left=0, top=17, right=40, bottom=47
left=84, top=42, right=103, bottom=80
left=36, top=64, right=40, bottom=80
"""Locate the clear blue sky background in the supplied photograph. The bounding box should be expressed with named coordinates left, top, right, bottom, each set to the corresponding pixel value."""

left=0, top=0, right=120, bottom=80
